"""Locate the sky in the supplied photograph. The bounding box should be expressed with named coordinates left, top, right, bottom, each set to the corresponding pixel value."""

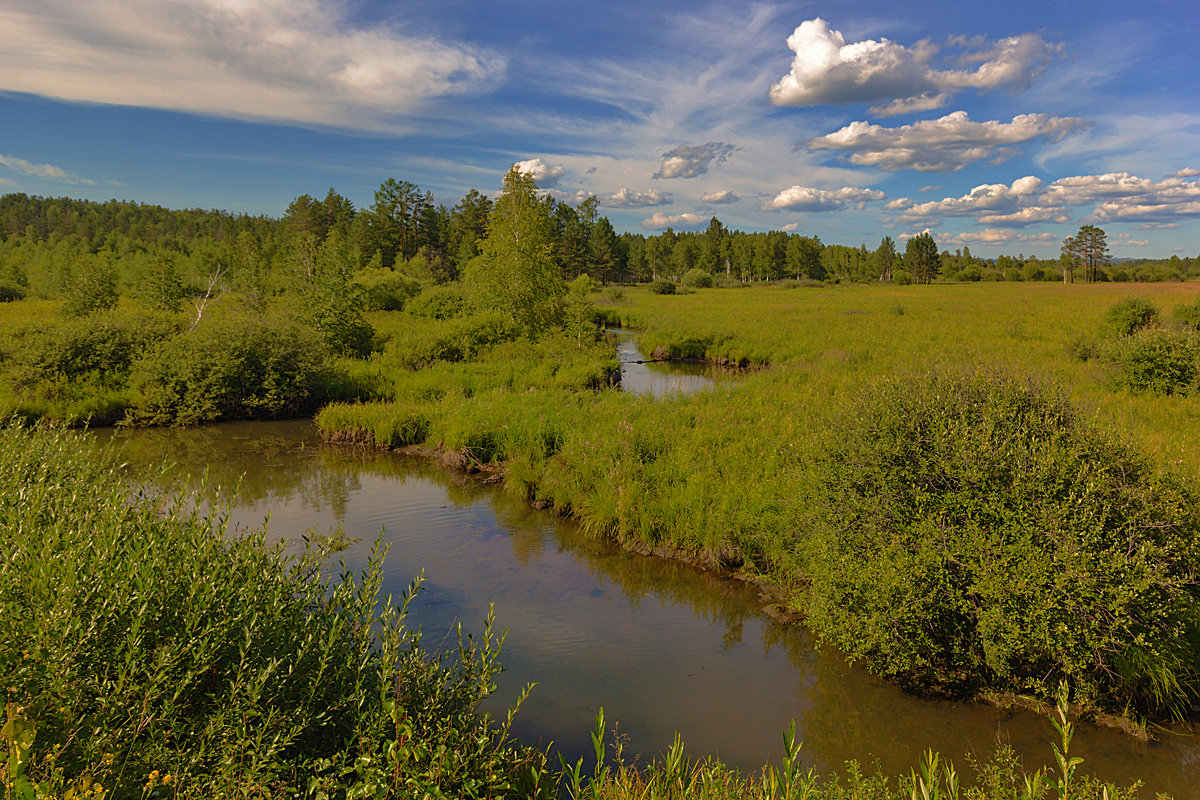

left=1, top=0, right=1198, bottom=257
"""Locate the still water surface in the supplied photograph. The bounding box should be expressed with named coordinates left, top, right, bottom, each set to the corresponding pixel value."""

left=95, top=419, right=1199, bottom=796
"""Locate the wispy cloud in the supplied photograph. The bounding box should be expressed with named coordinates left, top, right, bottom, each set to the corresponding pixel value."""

left=700, top=190, right=739, bottom=204
left=0, top=0, right=502, bottom=131
left=0, top=153, right=95, bottom=184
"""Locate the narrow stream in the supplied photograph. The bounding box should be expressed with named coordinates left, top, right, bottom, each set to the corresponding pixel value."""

left=608, top=328, right=723, bottom=397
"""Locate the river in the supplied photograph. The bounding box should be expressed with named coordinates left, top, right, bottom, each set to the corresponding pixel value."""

left=90, top=334, right=1199, bottom=795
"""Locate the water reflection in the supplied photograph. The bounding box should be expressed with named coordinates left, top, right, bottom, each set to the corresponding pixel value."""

left=608, top=328, right=721, bottom=397
left=95, top=422, right=1199, bottom=796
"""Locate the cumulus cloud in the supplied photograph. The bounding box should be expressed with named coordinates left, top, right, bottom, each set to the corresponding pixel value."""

left=936, top=229, right=1060, bottom=247
left=769, top=19, right=1058, bottom=115
left=700, top=190, right=739, bottom=204
left=0, top=154, right=95, bottom=185
left=602, top=187, right=672, bottom=208
left=894, top=171, right=1200, bottom=228
left=890, top=176, right=1044, bottom=221
left=806, top=112, right=1088, bottom=172
left=780, top=223, right=801, bottom=232
left=765, top=185, right=885, bottom=212
left=641, top=212, right=707, bottom=230
left=0, top=0, right=502, bottom=130
left=513, top=158, right=565, bottom=187
left=1172, top=168, right=1200, bottom=177
left=653, top=142, right=736, bottom=179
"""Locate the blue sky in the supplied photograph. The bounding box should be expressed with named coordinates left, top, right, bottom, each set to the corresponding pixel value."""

left=1, top=0, right=1198, bottom=257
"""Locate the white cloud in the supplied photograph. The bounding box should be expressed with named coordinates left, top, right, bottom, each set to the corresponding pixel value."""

left=766, top=185, right=885, bottom=212
left=937, top=229, right=1059, bottom=247
left=1172, top=168, right=1200, bottom=177
left=780, top=222, right=800, bottom=232
left=1043, top=173, right=1200, bottom=223
left=918, top=185, right=941, bottom=193
left=700, top=189, right=739, bottom=204
left=0, top=154, right=95, bottom=185
left=513, top=158, right=565, bottom=187
left=807, top=112, right=1088, bottom=172
left=0, top=0, right=502, bottom=131
left=891, top=176, right=1043, bottom=220
left=654, top=142, right=735, bottom=179
left=603, top=186, right=672, bottom=208
left=769, top=19, right=1058, bottom=115
left=641, top=212, right=707, bottom=230
left=976, top=207, right=1071, bottom=227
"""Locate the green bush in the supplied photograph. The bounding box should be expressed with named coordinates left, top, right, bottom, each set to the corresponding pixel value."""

left=681, top=268, right=713, bottom=289
left=1104, top=297, right=1159, bottom=337
left=351, top=266, right=423, bottom=311
left=892, top=270, right=912, bottom=285
left=648, top=279, right=676, bottom=295
left=0, top=281, right=25, bottom=302
left=1109, top=326, right=1199, bottom=395
left=1173, top=298, right=1200, bottom=332
left=385, top=311, right=520, bottom=370
left=0, top=424, right=540, bottom=798
left=10, top=310, right=181, bottom=388
left=407, top=285, right=470, bottom=319
left=130, top=316, right=340, bottom=425
left=803, top=369, right=1200, bottom=714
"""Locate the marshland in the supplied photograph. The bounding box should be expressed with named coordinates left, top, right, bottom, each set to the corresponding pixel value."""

left=3, top=187, right=1200, bottom=798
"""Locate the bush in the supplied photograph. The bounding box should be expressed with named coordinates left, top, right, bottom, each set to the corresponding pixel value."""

left=803, top=369, right=1200, bottom=714
left=385, top=311, right=520, bottom=370
left=130, top=316, right=340, bottom=424
left=681, top=268, right=714, bottom=288
left=1109, top=327, right=1199, bottom=395
left=1173, top=298, right=1200, bottom=332
left=1104, top=297, right=1159, bottom=337
left=351, top=267, right=423, bottom=311
left=892, top=270, right=912, bottom=285
left=0, top=425, right=540, bottom=798
left=648, top=279, right=676, bottom=295
left=1065, top=331, right=1100, bottom=362
left=0, top=281, right=25, bottom=302
left=407, top=285, right=470, bottom=319
left=10, top=310, right=181, bottom=388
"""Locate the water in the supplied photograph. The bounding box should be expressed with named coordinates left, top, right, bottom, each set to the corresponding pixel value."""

left=609, top=328, right=721, bottom=397
left=95, top=420, right=1200, bottom=796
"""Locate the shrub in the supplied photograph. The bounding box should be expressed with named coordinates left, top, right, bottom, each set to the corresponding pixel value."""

left=1109, top=327, right=1199, bottom=395
left=681, top=268, right=714, bottom=288
left=892, top=270, right=912, bottom=285
left=648, top=279, right=676, bottom=295
left=1104, top=297, right=1159, bottom=337
left=1064, top=331, right=1099, bottom=362
left=1173, top=298, right=1200, bottom=332
left=803, top=369, right=1200, bottom=714
left=0, top=281, right=25, bottom=302
left=130, top=316, right=340, bottom=424
left=351, top=267, right=423, bottom=311
left=0, top=425, right=540, bottom=798
left=407, top=285, right=470, bottom=319
left=385, top=311, right=520, bottom=370
left=10, top=310, right=181, bottom=388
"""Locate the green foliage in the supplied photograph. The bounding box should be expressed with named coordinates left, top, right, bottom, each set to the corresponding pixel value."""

left=1103, top=297, right=1159, bottom=337
left=648, top=279, right=676, bottom=295
left=10, top=311, right=180, bottom=388
left=803, top=369, right=1200, bottom=713
left=351, top=266, right=423, bottom=311
left=60, top=255, right=119, bottom=317
left=407, top=285, right=470, bottom=319
left=1109, top=326, right=1199, bottom=395
left=0, top=281, right=25, bottom=302
left=383, top=311, right=521, bottom=370
left=892, top=269, right=912, bottom=285
left=0, top=424, right=540, bottom=798
left=564, top=274, right=599, bottom=347
left=466, top=166, right=565, bottom=338
left=681, top=268, right=714, bottom=288
left=133, top=253, right=186, bottom=312
left=1172, top=297, right=1200, bottom=332
left=130, top=316, right=341, bottom=425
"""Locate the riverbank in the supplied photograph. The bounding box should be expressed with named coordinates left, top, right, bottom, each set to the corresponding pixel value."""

left=316, top=282, right=1200, bottom=724
left=2, top=422, right=1170, bottom=798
